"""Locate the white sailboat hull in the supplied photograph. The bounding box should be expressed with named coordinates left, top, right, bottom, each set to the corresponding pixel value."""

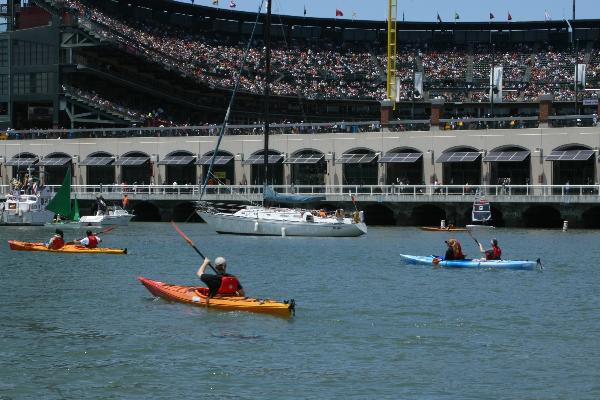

left=79, top=207, right=134, bottom=226
left=198, top=210, right=367, bottom=237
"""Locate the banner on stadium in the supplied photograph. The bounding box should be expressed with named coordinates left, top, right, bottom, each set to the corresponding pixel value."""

left=576, top=64, right=586, bottom=87
left=490, top=66, right=503, bottom=103
left=414, top=72, right=423, bottom=99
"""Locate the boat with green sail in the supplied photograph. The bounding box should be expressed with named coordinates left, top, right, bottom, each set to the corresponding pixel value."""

left=44, top=167, right=90, bottom=229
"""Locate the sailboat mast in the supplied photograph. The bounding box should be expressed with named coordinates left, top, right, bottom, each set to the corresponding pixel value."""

left=262, top=0, right=272, bottom=193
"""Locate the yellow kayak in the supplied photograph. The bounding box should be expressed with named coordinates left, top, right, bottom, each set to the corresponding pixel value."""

left=8, top=240, right=127, bottom=254
left=138, top=276, right=294, bottom=318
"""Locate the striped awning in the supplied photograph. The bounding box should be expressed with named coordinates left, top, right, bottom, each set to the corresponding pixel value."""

left=284, top=154, right=325, bottom=164
left=37, top=157, right=72, bottom=166
left=437, top=152, right=481, bottom=163
left=79, top=156, right=115, bottom=166
left=545, top=150, right=595, bottom=161
left=242, top=154, right=283, bottom=165
left=336, top=153, right=378, bottom=164
left=196, top=155, right=234, bottom=165
left=115, top=156, right=150, bottom=166
left=483, top=151, right=530, bottom=162
left=158, top=155, right=196, bottom=165
left=378, top=152, right=423, bottom=163
left=5, top=157, right=38, bottom=166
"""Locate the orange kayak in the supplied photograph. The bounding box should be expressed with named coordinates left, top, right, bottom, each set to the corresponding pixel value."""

left=8, top=240, right=127, bottom=254
left=138, top=276, right=294, bottom=318
left=419, top=226, right=468, bottom=232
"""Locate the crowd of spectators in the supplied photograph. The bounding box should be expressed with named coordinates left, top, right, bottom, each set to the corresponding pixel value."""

left=41, top=0, right=600, bottom=106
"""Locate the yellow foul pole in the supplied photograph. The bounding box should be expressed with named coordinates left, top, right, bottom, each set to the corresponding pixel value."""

left=387, top=0, right=397, bottom=108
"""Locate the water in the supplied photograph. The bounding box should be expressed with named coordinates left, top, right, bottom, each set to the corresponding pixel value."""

left=1, top=224, right=599, bottom=399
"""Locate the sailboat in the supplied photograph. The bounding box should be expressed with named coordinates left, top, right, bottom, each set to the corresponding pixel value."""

left=466, top=192, right=495, bottom=230
left=44, top=166, right=85, bottom=229
left=196, top=2, right=367, bottom=237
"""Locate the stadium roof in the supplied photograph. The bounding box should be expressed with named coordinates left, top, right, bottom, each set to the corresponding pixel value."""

left=90, top=0, right=600, bottom=33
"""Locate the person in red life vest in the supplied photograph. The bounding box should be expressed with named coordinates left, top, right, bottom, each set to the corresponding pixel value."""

left=444, top=238, right=465, bottom=260
left=46, top=229, right=65, bottom=250
left=479, top=238, right=502, bottom=260
left=75, top=230, right=102, bottom=248
left=196, top=256, right=245, bottom=299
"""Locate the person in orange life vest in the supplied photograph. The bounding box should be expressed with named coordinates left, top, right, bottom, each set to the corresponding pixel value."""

left=444, top=238, right=465, bottom=260
left=122, top=194, right=129, bottom=211
left=196, top=256, right=245, bottom=298
left=76, top=230, right=102, bottom=248
left=479, top=238, right=502, bottom=260
left=46, top=229, right=65, bottom=250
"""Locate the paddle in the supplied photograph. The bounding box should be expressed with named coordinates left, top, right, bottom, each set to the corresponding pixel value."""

left=171, top=221, right=218, bottom=274
left=466, top=228, right=480, bottom=246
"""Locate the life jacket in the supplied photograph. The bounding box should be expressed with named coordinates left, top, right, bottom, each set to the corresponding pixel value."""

left=48, top=236, right=65, bottom=250
left=217, top=275, right=240, bottom=295
left=487, top=245, right=502, bottom=260
left=86, top=235, right=98, bottom=248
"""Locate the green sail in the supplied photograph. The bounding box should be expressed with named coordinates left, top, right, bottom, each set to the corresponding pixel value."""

left=46, top=166, right=72, bottom=217
left=69, top=193, right=80, bottom=222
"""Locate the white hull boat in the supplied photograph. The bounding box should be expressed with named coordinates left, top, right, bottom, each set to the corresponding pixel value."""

left=0, top=193, right=54, bottom=226
left=79, top=207, right=134, bottom=226
left=198, top=207, right=367, bottom=237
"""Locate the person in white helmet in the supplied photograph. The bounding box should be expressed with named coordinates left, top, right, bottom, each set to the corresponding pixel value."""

left=197, top=256, right=245, bottom=298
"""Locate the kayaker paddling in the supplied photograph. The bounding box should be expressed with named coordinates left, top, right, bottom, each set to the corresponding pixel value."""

left=479, top=238, right=502, bottom=260
left=46, top=229, right=65, bottom=250
left=197, top=256, right=245, bottom=304
left=75, top=230, right=102, bottom=249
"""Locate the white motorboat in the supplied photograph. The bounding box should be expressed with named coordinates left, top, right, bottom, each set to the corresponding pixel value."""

left=0, top=193, right=54, bottom=226
left=466, top=194, right=495, bottom=230
left=79, top=206, right=134, bottom=226
left=198, top=206, right=367, bottom=237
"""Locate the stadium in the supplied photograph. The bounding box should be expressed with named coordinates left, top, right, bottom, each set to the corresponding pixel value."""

left=1, top=0, right=600, bottom=226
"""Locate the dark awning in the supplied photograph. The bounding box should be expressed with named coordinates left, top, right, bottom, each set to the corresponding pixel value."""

left=437, top=152, right=481, bottom=163
left=196, top=155, right=234, bottom=165
left=336, top=153, right=378, bottom=164
left=242, top=154, right=283, bottom=165
left=379, top=152, right=423, bottom=163
left=483, top=151, right=530, bottom=162
left=158, top=155, right=196, bottom=165
left=115, top=156, right=150, bottom=166
left=545, top=150, right=595, bottom=161
left=284, top=154, right=325, bottom=164
left=80, top=156, right=115, bottom=166
left=5, top=157, right=38, bottom=166
left=37, top=157, right=72, bottom=166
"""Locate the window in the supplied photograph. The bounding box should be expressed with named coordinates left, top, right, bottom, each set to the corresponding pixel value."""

left=0, top=74, right=8, bottom=95
left=0, top=40, right=7, bottom=67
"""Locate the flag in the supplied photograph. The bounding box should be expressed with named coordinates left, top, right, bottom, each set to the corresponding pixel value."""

left=489, top=13, right=495, bottom=20
left=303, top=5, right=306, bottom=16
left=544, top=10, right=551, bottom=21
left=507, top=12, right=512, bottom=21
left=229, top=0, right=236, bottom=8
left=436, top=13, right=442, bottom=23
left=454, top=12, right=460, bottom=21
left=335, top=9, right=343, bottom=17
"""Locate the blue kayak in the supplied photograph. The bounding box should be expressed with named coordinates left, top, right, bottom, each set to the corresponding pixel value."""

left=400, top=254, right=539, bottom=271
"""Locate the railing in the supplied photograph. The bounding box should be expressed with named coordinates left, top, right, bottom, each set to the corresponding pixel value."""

left=3, top=184, right=599, bottom=199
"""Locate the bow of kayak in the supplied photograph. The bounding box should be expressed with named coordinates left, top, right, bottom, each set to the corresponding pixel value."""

left=138, top=276, right=295, bottom=318
left=8, top=240, right=127, bottom=254
left=400, top=254, right=538, bottom=270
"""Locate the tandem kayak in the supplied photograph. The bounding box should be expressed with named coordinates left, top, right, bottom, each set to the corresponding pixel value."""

left=419, top=226, right=469, bottom=232
left=138, top=276, right=295, bottom=318
left=8, top=240, right=127, bottom=254
left=400, top=254, right=539, bottom=271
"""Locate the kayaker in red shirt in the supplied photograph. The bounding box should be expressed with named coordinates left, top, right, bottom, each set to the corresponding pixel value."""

left=197, top=256, right=245, bottom=299
left=46, top=229, right=65, bottom=250
left=75, top=230, right=102, bottom=248
left=479, top=238, right=502, bottom=260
